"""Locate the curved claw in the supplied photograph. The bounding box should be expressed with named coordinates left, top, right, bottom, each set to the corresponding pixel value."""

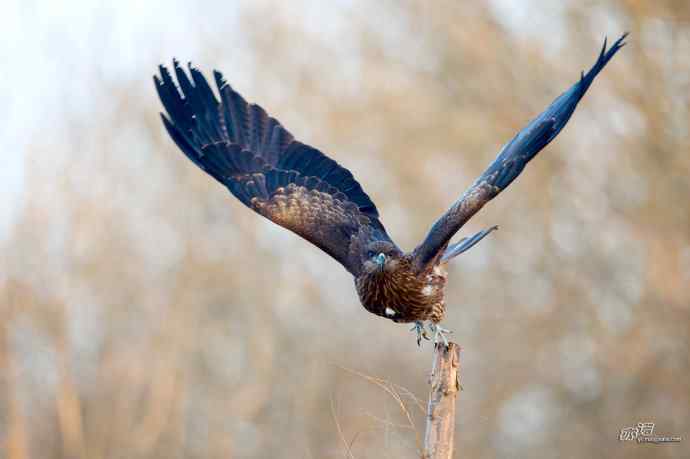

left=429, top=323, right=453, bottom=348
left=410, top=321, right=430, bottom=346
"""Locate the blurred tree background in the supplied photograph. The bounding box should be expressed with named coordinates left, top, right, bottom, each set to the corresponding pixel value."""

left=1, top=1, right=688, bottom=458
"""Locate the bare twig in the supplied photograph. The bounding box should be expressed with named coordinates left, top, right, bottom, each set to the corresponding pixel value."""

left=422, top=343, right=460, bottom=459
left=330, top=397, right=357, bottom=459
left=337, top=365, right=424, bottom=450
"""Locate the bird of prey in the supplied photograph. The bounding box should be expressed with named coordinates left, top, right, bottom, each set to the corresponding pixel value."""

left=155, top=34, right=627, bottom=345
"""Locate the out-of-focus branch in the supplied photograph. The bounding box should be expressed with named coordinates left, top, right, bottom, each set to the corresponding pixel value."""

left=422, top=343, right=460, bottom=459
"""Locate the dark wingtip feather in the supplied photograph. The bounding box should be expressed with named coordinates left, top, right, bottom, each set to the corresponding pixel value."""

left=213, top=70, right=227, bottom=91
left=579, top=32, right=628, bottom=91
left=154, top=60, right=385, bottom=233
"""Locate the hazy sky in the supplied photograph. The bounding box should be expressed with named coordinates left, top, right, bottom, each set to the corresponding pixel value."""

left=0, top=0, right=615, bottom=245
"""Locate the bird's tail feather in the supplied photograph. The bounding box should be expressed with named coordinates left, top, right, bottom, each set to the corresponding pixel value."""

left=441, top=226, right=498, bottom=263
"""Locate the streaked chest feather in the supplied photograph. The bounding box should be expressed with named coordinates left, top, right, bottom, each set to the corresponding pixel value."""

left=355, top=259, right=447, bottom=323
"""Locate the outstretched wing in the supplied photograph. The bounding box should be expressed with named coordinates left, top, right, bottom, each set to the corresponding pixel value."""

left=412, top=34, right=628, bottom=271
left=155, top=62, right=396, bottom=275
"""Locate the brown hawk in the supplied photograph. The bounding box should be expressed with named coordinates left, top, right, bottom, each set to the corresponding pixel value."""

left=154, top=34, right=627, bottom=345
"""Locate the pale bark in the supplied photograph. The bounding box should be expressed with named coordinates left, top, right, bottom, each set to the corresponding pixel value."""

left=422, top=343, right=460, bottom=459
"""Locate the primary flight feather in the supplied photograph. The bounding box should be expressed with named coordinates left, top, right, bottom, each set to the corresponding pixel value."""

left=155, top=34, right=627, bottom=345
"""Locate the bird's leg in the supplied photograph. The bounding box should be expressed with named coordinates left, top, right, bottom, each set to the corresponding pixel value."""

left=410, top=320, right=430, bottom=346
left=428, top=322, right=452, bottom=348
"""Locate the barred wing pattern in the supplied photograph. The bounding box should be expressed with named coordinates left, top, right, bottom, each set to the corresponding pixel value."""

left=155, top=62, right=395, bottom=275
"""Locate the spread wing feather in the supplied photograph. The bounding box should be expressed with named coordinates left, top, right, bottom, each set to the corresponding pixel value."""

left=412, top=33, right=628, bottom=271
left=155, top=61, right=394, bottom=274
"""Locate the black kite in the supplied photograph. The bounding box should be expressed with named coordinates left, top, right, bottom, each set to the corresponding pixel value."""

left=155, top=34, right=627, bottom=345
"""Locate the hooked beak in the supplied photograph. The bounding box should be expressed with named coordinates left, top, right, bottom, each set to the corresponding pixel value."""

left=375, top=253, right=386, bottom=270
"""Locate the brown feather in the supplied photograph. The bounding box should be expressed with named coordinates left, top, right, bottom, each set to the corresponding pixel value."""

left=157, top=35, right=626, bottom=327
left=355, top=255, right=448, bottom=323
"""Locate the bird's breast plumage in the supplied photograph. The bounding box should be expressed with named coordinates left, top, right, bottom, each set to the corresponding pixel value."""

left=355, top=256, right=447, bottom=323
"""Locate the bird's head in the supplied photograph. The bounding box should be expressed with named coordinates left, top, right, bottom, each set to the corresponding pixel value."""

left=362, top=241, right=401, bottom=275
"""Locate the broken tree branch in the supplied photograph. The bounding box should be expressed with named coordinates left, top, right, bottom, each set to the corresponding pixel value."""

left=422, top=342, right=460, bottom=459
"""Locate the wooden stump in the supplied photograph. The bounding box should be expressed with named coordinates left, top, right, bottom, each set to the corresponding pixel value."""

left=422, top=343, right=460, bottom=459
